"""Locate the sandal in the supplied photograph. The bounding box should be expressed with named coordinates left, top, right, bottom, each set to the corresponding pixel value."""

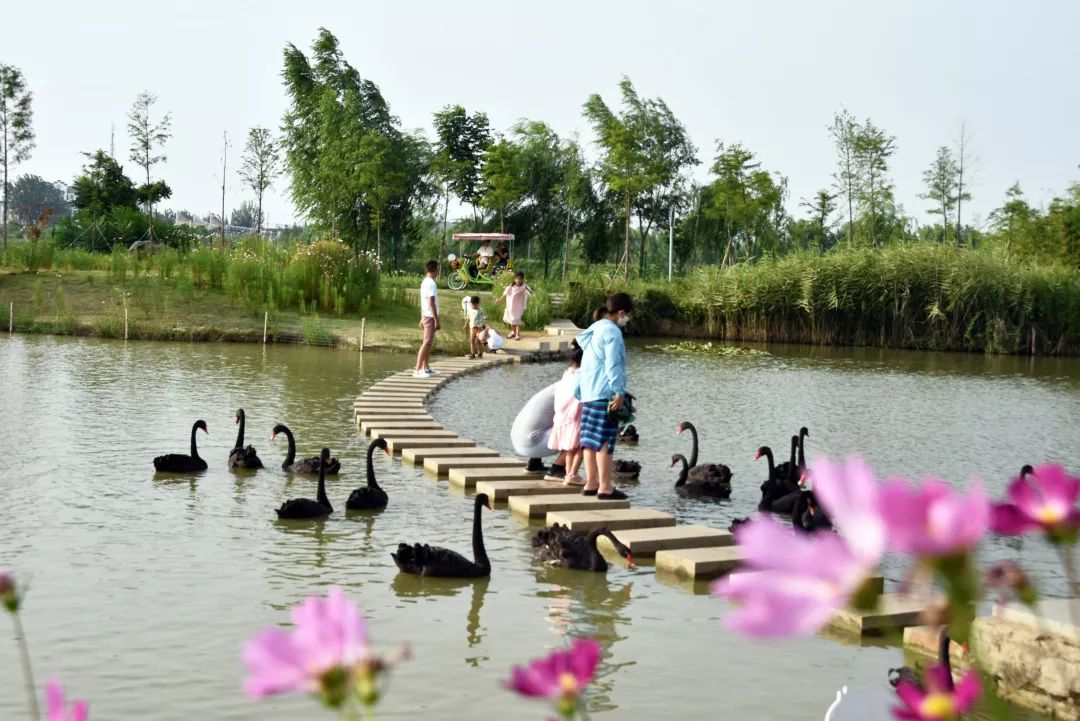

left=597, top=488, right=628, bottom=500
left=563, top=475, right=586, bottom=487
left=581, top=488, right=598, bottom=496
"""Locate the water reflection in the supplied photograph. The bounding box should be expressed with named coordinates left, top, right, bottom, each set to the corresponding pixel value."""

left=390, top=574, right=491, bottom=665
left=533, top=568, right=635, bottom=714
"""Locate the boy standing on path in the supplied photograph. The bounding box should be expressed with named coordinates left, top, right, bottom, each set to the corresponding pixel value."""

left=574, top=292, right=634, bottom=500
left=415, top=260, right=441, bottom=378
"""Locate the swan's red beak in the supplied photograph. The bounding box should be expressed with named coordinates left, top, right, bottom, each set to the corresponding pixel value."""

left=676, top=427, right=683, bottom=434
left=202, top=426, right=208, bottom=434
left=485, top=502, right=492, bottom=510
left=271, top=432, right=277, bottom=440
left=668, top=459, right=676, bottom=468
left=235, top=416, right=239, bottom=425
left=754, top=450, right=761, bottom=460
left=626, top=553, right=635, bottom=569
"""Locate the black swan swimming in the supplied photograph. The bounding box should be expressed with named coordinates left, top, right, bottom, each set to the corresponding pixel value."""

left=1020, top=464, right=1034, bottom=479
left=773, top=434, right=800, bottom=485
left=677, top=421, right=734, bottom=486
left=271, top=424, right=341, bottom=474
left=756, top=444, right=800, bottom=513
left=792, top=488, right=833, bottom=533
left=392, top=494, right=492, bottom=577
left=276, top=448, right=333, bottom=519
left=671, top=453, right=731, bottom=498
left=227, top=409, right=263, bottom=470
left=888, top=628, right=953, bottom=690
left=153, top=420, right=209, bottom=472
left=613, top=459, right=641, bottom=481
left=346, top=439, right=389, bottom=511
left=617, top=424, right=639, bottom=443
left=531, top=524, right=634, bottom=572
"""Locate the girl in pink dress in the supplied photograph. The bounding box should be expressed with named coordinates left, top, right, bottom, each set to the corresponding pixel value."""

left=495, top=272, right=532, bottom=340
left=548, top=343, right=584, bottom=486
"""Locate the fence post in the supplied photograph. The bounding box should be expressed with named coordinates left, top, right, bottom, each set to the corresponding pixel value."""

left=8, top=302, right=12, bottom=334
left=360, top=317, right=366, bottom=352
left=124, top=306, right=129, bottom=340
left=263, top=311, right=268, bottom=345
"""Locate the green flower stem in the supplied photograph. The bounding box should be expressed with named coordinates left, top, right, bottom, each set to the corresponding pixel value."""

left=1058, top=545, right=1080, bottom=627
left=11, top=612, right=41, bottom=721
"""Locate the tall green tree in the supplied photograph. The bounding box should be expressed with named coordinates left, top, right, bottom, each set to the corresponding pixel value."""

left=829, top=109, right=858, bottom=247
left=231, top=200, right=259, bottom=229
left=583, top=78, right=696, bottom=277
left=281, top=29, right=431, bottom=260
left=127, top=91, right=172, bottom=224
left=8, top=174, right=67, bottom=225
left=705, top=143, right=785, bottom=265
left=239, top=126, right=282, bottom=237
left=72, top=150, right=139, bottom=215
left=919, top=146, right=959, bottom=243
left=432, top=104, right=490, bottom=256
left=989, top=182, right=1031, bottom=260
left=853, top=118, right=896, bottom=247
left=799, top=189, right=838, bottom=251
left=510, top=121, right=571, bottom=277
left=954, top=122, right=974, bottom=245
left=0, top=64, right=34, bottom=251
left=479, top=136, right=525, bottom=232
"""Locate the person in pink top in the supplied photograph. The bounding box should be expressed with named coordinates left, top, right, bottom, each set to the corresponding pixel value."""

left=548, top=342, right=584, bottom=486
left=495, top=271, right=532, bottom=340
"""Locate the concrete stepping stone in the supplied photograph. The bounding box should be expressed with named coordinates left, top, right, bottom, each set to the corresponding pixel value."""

left=360, top=420, right=443, bottom=434
left=366, top=387, right=434, bottom=395
left=545, top=508, right=676, bottom=533
left=448, top=468, right=545, bottom=489
left=474, top=480, right=580, bottom=501
left=359, top=393, right=432, bottom=402
left=655, top=546, right=744, bottom=581
left=829, top=593, right=933, bottom=636
left=355, top=410, right=432, bottom=419
left=597, top=525, right=733, bottom=557
left=385, top=437, right=474, bottom=454
left=725, top=571, right=884, bottom=597
left=402, top=446, right=499, bottom=465
left=368, top=429, right=458, bottom=441
left=354, top=400, right=426, bottom=409
left=355, top=414, right=431, bottom=429
left=424, top=455, right=526, bottom=476
left=510, top=493, right=630, bottom=518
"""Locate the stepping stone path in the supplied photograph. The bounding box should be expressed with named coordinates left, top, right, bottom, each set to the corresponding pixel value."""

left=655, top=547, right=744, bottom=581
left=829, top=593, right=933, bottom=635
left=474, top=480, right=580, bottom=501
left=402, top=446, right=500, bottom=465
left=385, top=437, right=475, bottom=454
left=545, top=508, right=676, bottom=533
left=597, top=525, right=733, bottom=557
left=448, top=468, right=544, bottom=489
left=509, top=493, right=630, bottom=518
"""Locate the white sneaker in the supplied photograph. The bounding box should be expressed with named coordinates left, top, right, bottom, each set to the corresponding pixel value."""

left=424, top=369, right=439, bottom=376
left=412, top=370, right=428, bottom=378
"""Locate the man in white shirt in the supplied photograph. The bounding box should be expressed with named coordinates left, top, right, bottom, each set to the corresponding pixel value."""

left=415, top=260, right=441, bottom=378
left=474, top=239, right=495, bottom=272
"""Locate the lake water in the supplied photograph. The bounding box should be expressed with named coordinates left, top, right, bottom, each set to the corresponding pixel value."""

left=1, top=335, right=1076, bottom=721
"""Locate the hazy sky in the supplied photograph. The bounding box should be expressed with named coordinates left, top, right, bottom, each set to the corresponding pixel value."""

left=6, top=0, right=1079, bottom=229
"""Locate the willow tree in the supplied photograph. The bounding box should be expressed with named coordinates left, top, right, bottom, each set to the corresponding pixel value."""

left=919, top=146, right=959, bottom=243
left=432, top=104, right=490, bottom=255
left=478, top=136, right=525, bottom=233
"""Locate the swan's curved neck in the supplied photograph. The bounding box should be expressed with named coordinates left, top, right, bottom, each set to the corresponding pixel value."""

left=685, top=424, right=699, bottom=468
left=787, top=440, right=798, bottom=483
left=587, top=529, right=607, bottom=570
left=282, top=429, right=296, bottom=466
left=762, top=448, right=775, bottom=478
left=190, top=423, right=202, bottom=459
left=797, top=431, right=806, bottom=468
left=366, top=446, right=382, bottom=490
left=673, top=456, right=689, bottom=487
left=472, top=500, right=490, bottom=573
left=938, top=630, right=953, bottom=689
left=317, top=460, right=332, bottom=512
left=234, top=413, right=245, bottom=450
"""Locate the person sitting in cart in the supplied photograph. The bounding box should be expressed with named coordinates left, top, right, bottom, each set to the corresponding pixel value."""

left=472, top=238, right=495, bottom=273
left=492, top=240, right=510, bottom=273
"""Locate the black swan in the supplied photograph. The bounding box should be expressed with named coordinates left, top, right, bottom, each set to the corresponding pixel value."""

left=729, top=517, right=751, bottom=532
left=678, top=421, right=734, bottom=486
left=773, top=434, right=800, bottom=484
left=671, top=453, right=731, bottom=498
left=276, top=448, right=333, bottom=519
left=532, top=524, right=634, bottom=572
left=271, top=424, right=341, bottom=474
left=346, top=439, right=389, bottom=511
left=228, top=409, right=263, bottom=470
left=392, top=494, right=492, bottom=577
left=617, top=424, right=639, bottom=443
left=792, top=489, right=833, bottom=533
left=613, top=459, right=641, bottom=481
left=888, top=628, right=953, bottom=690
left=1020, top=464, right=1034, bottom=479
left=153, top=420, right=209, bottom=472
left=756, top=444, right=800, bottom=513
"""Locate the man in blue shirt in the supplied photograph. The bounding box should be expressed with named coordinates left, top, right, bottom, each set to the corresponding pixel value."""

left=574, top=292, right=634, bottom=500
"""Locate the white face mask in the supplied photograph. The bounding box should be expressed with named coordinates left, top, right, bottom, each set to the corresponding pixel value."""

left=616, top=314, right=631, bottom=328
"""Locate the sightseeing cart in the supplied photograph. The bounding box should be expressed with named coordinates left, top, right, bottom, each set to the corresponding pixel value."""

left=445, top=232, right=514, bottom=290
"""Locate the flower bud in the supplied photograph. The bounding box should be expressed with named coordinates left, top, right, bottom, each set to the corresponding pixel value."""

left=984, top=560, right=1037, bottom=607
left=0, top=569, right=17, bottom=613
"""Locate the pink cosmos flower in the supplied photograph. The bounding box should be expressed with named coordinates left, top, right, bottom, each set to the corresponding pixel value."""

left=880, top=477, right=990, bottom=556
left=45, top=680, right=88, bottom=721
left=244, top=586, right=375, bottom=704
left=991, top=464, right=1080, bottom=543
left=892, top=665, right=980, bottom=720
left=713, top=458, right=886, bottom=638
left=506, top=638, right=601, bottom=718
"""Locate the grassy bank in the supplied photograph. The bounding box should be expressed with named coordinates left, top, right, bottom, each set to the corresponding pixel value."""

left=563, top=245, right=1080, bottom=355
